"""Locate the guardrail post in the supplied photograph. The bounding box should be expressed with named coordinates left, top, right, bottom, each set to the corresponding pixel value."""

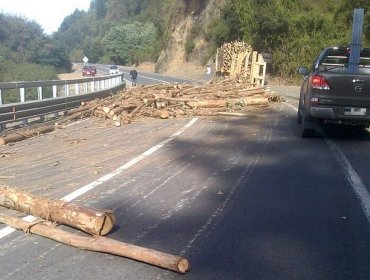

left=53, top=85, right=57, bottom=98
left=20, top=88, right=25, bottom=102
left=91, top=81, right=95, bottom=92
left=0, top=89, right=2, bottom=105
left=65, top=84, right=70, bottom=96
left=38, top=86, right=42, bottom=100
left=76, top=83, right=79, bottom=95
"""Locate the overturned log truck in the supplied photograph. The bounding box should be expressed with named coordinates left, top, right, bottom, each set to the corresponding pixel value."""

left=215, top=41, right=267, bottom=87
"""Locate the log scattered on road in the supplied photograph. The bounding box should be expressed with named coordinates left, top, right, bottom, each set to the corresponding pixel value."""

left=0, top=213, right=190, bottom=274
left=0, top=185, right=115, bottom=236
left=0, top=125, right=55, bottom=146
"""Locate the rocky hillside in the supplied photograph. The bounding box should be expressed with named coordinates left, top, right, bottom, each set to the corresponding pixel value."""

left=156, top=0, right=226, bottom=78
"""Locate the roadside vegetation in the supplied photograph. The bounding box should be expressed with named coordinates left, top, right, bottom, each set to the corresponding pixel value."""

left=0, top=14, right=70, bottom=82
left=1, top=0, right=370, bottom=82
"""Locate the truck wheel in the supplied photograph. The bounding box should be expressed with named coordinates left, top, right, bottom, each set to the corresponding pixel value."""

left=298, top=107, right=316, bottom=138
left=297, top=110, right=302, bottom=124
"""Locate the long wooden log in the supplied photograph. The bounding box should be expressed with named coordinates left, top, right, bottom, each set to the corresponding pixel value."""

left=66, top=99, right=99, bottom=115
left=0, top=185, right=115, bottom=236
left=0, top=125, right=56, bottom=146
left=55, top=105, right=98, bottom=126
left=109, top=106, right=126, bottom=117
left=154, top=110, right=170, bottom=119
left=242, top=97, right=269, bottom=106
left=128, top=104, right=146, bottom=119
left=187, top=100, right=227, bottom=108
left=0, top=213, right=189, bottom=274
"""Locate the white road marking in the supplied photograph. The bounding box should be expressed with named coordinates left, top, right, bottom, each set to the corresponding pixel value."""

left=284, top=102, right=298, bottom=112
left=324, top=137, right=370, bottom=223
left=286, top=102, right=370, bottom=224
left=0, top=118, right=199, bottom=240
left=122, top=70, right=170, bottom=84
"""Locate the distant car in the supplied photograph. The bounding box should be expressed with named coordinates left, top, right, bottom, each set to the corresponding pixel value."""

left=82, top=65, right=96, bottom=76
left=109, top=65, right=119, bottom=75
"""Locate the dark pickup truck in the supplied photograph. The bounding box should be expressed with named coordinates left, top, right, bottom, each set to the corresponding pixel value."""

left=297, top=46, right=370, bottom=137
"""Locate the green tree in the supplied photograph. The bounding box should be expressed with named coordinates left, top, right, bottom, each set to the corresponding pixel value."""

left=91, top=0, right=107, bottom=20
left=221, top=0, right=361, bottom=78
left=103, top=21, right=157, bottom=64
left=0, top=13, right=70, bottom=81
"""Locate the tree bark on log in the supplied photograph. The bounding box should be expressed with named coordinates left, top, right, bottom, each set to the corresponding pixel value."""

left=242, top=97, right=269, bottom=106
left=187, top=100, right=227, bottom=108
left=0, top=185, right=115, bottom=236
left=66, top=100, right=99, bottom=115
left=0, top=213, right=189, bottom=274
left=55, top=105, right=98, bottom=126
left=0, top=125, right=56, bottom=146
left=154, top=110, right=170, bottom=119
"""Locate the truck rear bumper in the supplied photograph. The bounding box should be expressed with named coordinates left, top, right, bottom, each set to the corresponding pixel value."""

left=310, top=106, right=370, bottom=126
left=310, top=107, right=336, bottom=119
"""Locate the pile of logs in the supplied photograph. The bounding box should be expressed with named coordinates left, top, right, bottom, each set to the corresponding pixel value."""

left=215, top=41, right=253, bottom=77
left=0, top=77, right=282, bottom=145
left=65, top=77, right=280, bottom=128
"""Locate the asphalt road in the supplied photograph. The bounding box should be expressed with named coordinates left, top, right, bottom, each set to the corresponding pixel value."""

left=96, top=64, right=202, bottom=85
left=1, top=82, right=370, bottom=279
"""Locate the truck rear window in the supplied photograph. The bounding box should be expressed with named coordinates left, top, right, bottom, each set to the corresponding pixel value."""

left=319, top=47, right=370, bottom=73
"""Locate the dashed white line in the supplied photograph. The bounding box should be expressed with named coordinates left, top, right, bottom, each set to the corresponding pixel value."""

left=0, top=118, right=199, bottom=240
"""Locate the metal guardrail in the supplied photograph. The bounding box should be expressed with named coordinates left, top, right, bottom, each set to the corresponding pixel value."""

left=0, top=74, right=125, bottom=132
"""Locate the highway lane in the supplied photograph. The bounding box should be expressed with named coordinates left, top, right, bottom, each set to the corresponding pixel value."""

left=1, top=85, right=370, bottom=279
left=95, top=64, right=202, bottom=86
left=119, top=67, right=202, bottom=86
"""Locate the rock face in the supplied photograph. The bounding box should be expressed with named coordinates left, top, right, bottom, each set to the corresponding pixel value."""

left=156, top=0, right=226, bottom=79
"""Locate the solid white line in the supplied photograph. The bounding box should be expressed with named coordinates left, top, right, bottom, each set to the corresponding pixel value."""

left=0, top=118, right=199, bottom=240
left=285, top=102, right=370, bottom=224
left=284, top=102, right=298, bottom=112
left=325, top=137, right=370, bottom=223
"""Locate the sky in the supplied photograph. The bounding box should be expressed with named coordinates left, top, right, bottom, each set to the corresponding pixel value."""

left=0, top=0, right=91, bottom=34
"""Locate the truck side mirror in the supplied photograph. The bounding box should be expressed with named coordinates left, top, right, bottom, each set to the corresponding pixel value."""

left=297, top=67, right=309, bottom=75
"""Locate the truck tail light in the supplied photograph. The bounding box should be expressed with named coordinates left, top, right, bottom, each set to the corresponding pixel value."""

left=312, top=75, right=331, bottom=90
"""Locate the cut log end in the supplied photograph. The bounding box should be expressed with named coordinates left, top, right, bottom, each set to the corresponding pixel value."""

left=177, top=258, right=190, bottom=273
left=0, top=185, right=116, bottom=236
left=97, top=211, right=116, bottom=236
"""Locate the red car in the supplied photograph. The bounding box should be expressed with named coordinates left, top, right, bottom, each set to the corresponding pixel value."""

left=82, top=65, right=96, bottom=76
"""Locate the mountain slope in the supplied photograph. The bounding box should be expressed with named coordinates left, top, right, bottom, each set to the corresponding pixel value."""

left=156, top=0, right=225, bottom=78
